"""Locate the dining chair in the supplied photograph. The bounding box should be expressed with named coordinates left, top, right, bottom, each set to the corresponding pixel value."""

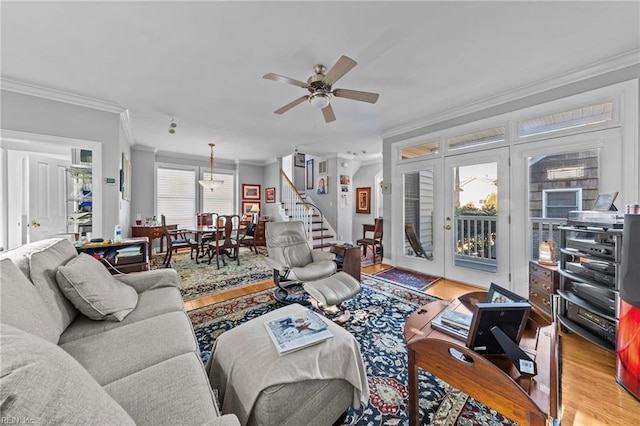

left=160, top=214, right=197, bottom=268
left=356, top=218, right=383, bottom=263
left=206, top=214, right=243, bottom=269
left=196, top=212, right=216, bottom=256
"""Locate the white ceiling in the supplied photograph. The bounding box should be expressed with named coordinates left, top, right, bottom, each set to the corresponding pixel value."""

left=2, top=1, right=639, bottom=164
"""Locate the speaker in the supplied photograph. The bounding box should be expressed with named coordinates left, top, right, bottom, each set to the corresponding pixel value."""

left=620, top=214, right=640, bottom=308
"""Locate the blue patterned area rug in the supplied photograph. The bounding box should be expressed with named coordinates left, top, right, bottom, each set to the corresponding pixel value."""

left=189, top=274, right=515, bottom=425
left=375, top=267, right=441, bottom=291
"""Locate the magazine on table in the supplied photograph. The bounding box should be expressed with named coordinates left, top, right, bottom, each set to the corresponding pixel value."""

left=439, top=309, right=472, bottom=330
left=431, top=310, right=471, bottom=341
left=264, top=309, right=334, bottom=355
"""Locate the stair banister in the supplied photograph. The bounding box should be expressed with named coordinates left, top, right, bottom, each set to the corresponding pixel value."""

left=296, top=201, right=325, bottom=251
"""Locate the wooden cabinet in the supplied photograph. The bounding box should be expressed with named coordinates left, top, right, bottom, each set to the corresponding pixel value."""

left=76, top=237, right=149, bottom=274
left=131, top=225, right=165, bottom=255
left=528, top=261, right=559, bottom=321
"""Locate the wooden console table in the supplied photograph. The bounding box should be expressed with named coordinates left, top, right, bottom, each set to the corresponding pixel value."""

left=404, top=293, right=559, bottom=426
left=131, top=225, right=170, bottom=255
left=330, top=244, right=361, bottom=281
left=76, top=237, right=149, bottom=274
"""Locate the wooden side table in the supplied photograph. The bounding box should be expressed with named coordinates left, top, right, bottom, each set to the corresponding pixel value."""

left=131, top=225, right=165, bottom=255
left=330, top=244, right=361, bottom=282
left=404, top=294, right=559, bottom=426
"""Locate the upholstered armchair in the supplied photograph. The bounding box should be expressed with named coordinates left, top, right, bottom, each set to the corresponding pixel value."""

left=264, top=221, right=337, bottom=303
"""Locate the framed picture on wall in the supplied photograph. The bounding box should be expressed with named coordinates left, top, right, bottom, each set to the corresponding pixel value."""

left=306, top=159, right=314, bottom=190
left=295, top=152, right=305, bottom=167
left=355, top=187, right=371, bottom=214
left=317, top=177, right=328, bottom=194
left=242, top=184, right=261, bottom=200
left=120, top=152, right=131, bottom=201
left=242, top=201, right=261, bottom=215
left=265, top=187, right=275, bottom=203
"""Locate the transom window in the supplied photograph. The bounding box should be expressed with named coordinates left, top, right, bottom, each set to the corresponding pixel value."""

left=447, top=126, right=506, bottom=151
left=518, top=101, right=613, bottom=138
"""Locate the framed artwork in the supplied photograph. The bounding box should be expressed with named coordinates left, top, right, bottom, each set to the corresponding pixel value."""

left=120, top=152, right=131, bottom=201
left=306, top=159, right=314, bottom=190
left=340, top=174, right=350, bottom=185
left=487, top=282, right=526, bottom=304
left=355, top=187, right=371, bottom=214
left=318, top=160, right=327, bottom=174
left=294, top=152, right=306, bottom=167
left=265, top=187, right=275, bottom=203
left=242, top=184, right=261, bottom=200
left=466, top=302, right=531, bottom=355
left=592, top=192, right=618, bottom=211
left=242, top=201, right=261, bottom=215
left=317, top=176, right=328, bottom=194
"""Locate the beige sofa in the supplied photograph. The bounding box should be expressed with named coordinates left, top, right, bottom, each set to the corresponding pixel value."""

left=0, top=238, right=240, bottom=425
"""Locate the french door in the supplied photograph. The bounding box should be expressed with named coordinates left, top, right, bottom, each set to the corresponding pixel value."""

left=396, top=147, right=510, bottom=289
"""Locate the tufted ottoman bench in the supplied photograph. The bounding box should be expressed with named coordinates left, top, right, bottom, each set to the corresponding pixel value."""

left=206, top=303, right=369, bottom=426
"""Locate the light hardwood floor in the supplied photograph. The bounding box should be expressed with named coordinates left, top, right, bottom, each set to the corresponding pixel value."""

left=186, top=262, right=639, bottom=425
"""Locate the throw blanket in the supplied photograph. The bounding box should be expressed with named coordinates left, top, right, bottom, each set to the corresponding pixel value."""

left=206, top=303, right=369, bottom=425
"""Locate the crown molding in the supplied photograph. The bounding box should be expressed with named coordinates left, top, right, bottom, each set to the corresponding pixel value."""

left=382, top=49, right=640, bottom=140
left=1, top=77, right=125, bottom=114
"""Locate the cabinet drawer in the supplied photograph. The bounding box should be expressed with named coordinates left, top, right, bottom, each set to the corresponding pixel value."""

left=529, top=274, right=557, bottom=293
left=529, top=262, right=556, bottom=282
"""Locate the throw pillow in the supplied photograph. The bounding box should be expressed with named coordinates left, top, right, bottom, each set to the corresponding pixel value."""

left=56, top=253, right=138, bottom=321
left=0, top=323, right=135, bottom=425
left=0, top=258, right=60, bottom=343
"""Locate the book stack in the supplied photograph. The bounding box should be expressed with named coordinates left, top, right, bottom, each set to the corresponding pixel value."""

left=431, top=309, right=472, bottom=340
left=114, top=245, right=143, bottom=264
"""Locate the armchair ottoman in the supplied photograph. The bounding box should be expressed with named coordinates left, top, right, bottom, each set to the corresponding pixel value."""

left=206, top=303, right=369, bottom=426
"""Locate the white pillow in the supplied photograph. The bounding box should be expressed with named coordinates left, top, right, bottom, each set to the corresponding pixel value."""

left=56, top=253, right=138, bottom=321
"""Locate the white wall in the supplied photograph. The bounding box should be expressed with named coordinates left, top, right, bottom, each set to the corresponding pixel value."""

left=1, top=90, right=124, bottom=240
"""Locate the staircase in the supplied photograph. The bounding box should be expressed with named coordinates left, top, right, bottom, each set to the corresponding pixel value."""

left=279, top=170, right=336, bottom=250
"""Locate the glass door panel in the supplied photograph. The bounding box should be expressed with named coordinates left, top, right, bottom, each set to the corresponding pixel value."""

left=396, top=159, right=443, bottom=276
left=444, top=148, right=510, bottom=286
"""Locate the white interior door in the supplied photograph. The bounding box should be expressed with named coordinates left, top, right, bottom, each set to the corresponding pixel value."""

left=443, top=147, right=510, bottom=287
left=27, top=153, right=70, bottom=243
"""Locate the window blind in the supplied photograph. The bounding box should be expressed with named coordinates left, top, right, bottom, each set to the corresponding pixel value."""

left=202, top=172, right=234, bottom=215
left=157, top=168, right=196, bottom=228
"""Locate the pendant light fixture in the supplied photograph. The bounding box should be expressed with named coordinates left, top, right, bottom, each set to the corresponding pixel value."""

left=198, top=143, right=224, bottom=191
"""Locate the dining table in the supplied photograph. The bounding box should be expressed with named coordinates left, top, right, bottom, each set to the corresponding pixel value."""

left=187, top=224, right=245, bottom=264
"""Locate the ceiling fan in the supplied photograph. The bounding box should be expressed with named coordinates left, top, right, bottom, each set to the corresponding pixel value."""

left=263, top=55, right=379, bottom=123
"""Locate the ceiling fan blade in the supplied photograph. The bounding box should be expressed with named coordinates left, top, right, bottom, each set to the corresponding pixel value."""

left=333, top=88, right=380, bottom=104
left=323, top=55, right=357, bottom=86
left=274, top=95, right=309, bottom=114
left=263, top=73, right=309, bottom=89
left=322, top=104, right=336, bottom=123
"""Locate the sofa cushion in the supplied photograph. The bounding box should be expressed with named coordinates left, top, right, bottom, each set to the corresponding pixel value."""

left=104, top=352, right=220, bottom=425
left=0, top=323, right=135, bottom=425
left=61, top=311, right=198, bottom=385
left=59, top=286, right=185, bottom=343
left=0, top=238, right=80, bottom=337
left=57, top=253, right=139, bottom=322
left=0, top=259, right=60, bottom=343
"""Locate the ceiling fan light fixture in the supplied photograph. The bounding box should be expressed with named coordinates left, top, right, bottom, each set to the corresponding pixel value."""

left=309, top=92, right=330, bottom=109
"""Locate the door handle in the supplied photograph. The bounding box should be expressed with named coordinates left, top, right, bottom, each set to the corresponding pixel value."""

left=31, top=221, right=41, bottom=228
left=445, top=225, right=452, bottom=230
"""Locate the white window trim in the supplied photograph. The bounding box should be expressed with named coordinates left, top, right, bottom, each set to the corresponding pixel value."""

left=542, top=188, right=583, bottom=219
